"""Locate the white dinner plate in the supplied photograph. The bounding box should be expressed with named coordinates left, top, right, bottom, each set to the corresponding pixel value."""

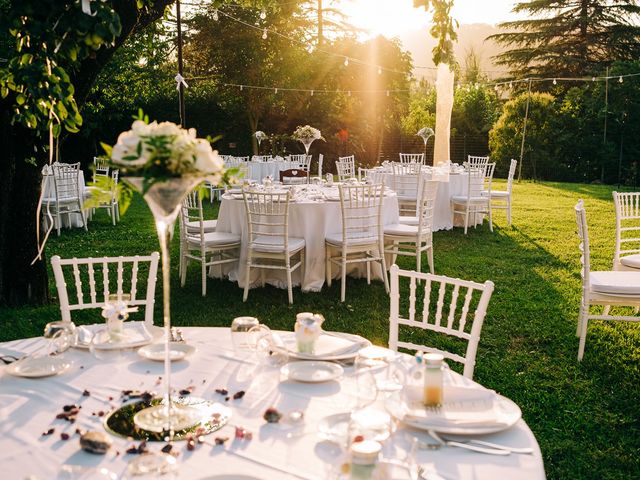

left=137, top=342, right=196, bottom=362
left=5, top=355, right=72, bottom=378
left=385, top=386, right=522, bottom=435
left=281, top=361, right=343, bottom=383
left=75, top=323, right=161, bottom=350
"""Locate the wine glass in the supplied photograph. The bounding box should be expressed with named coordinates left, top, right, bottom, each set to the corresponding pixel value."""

left=248, top=324, right=289, bottom=367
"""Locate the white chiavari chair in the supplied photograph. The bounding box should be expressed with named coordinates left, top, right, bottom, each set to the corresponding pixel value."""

left=574, top=199, right=640, bottom=360
left=92, top=157, right=110, bottom=182
left=451, top=163, right=495, bottom=234
left=399, top=153, right=425, bottom=165
left=466, top=155, right=490, bottom=172
left=389, top=264, right=495, bottom=379
left=613, top=191, right=640, bottom=271
left=51, top=253, right=160, bottom=329
left=242, top=189, right=305, bottom=304
left=384, top=180, right=438, bottom=274
left=179, top=192, right=241, bottom=296
left=325, top=183, right=388, bottom=302
left=44, top=162, right=88, bottom=236
left=390, top=161, right=423, bottom=216
left=252, top=155, right=273, bottom=162
left=336, top=155, right=356, bottom=182
left=288, top=154, right=312, bottom=172
left=484, top=159, right=516, bottom=226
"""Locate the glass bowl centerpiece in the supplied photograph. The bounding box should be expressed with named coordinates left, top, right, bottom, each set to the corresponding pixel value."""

left=292, top=125, right=324, bottom=155
left=100, top=112, right=228, bottom=436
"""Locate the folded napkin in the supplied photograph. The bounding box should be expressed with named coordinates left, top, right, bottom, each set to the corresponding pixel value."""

left=401, top=386, right=508, bottom=428
left=281, top=331, right=368, bottom=359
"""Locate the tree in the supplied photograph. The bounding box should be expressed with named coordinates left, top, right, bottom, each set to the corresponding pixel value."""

left=490, top=0, right=640, bottom=78
left=489, top=92, right=561, bottom=180
left=0, top=1, right=274, bottom=307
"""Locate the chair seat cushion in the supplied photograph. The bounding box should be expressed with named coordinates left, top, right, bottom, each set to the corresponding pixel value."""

left=187, top=231, right=240, bottom=247
left=488, top=190, right=509, bottom=198
left=398, top=215, right=419, bottom=225
left=451, top=195, right=487, bottom=204
left=590, top=270, right=640, bottom=295
left=384, top=223, right=421, bottom=236
left=620, top=254, right=640, bottom=269
left=251, top=235, right=305, bottom=253
left=325, top=232, right=379, bottom=246
left=185, top=219, right=217, bottom=233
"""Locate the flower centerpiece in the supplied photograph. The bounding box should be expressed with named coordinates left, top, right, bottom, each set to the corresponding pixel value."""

left=292, top=125, right=324, bottom=155
left=254, top=130, right=268, bottom=154
left=98, top=111, right=229, bottom=436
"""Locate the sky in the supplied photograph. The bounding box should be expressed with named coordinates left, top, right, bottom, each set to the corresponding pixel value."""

left=340, top=0, right=520, bottom=39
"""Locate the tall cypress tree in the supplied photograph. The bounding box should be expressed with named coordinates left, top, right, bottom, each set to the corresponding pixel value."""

left=490, top=0, right=640, bottom=78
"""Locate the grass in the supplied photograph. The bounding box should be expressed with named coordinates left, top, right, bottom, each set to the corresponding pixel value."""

left=1, top=180, right=639, bottom=479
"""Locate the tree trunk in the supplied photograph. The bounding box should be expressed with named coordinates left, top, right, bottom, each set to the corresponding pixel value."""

left=0, top=107, right=49, bottom=305
left=0, top=0, right=175, bottom=307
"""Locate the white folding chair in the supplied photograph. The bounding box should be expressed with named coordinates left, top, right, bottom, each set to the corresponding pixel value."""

left=484, top=159, right=516, bottom=226
left=399, top=153, right=425, bottom=165
left=179, top=192, right=240, bottom=296
left=389, top=264, right=494, bottom=379
left=44, top=162, right=88, bottom=236
left=325, top=183, right=389, bottom=302
left=51, top=253, right=160, bottom=329
left=613, top=191, right=640, bottom=271
left=242, top=189, right=305, bottom=304
left=336, top=155, right=356, bottom=182
left=384, top=180, right=438, bottom=274
left=451, top=163, right=495, bottom=234
left=574, top=199, right=640, bottom=360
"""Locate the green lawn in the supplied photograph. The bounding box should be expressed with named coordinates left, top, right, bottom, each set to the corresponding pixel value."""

left=1, top=180, right=639, bottom=479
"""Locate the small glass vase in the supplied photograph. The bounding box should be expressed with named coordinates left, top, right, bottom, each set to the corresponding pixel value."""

left=300, top=139, right=314, bottom=155
left=126, top=176, right=204, bottom=436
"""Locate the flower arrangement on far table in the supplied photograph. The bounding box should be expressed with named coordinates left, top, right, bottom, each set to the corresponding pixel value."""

left=292, top=125, right=324, bottom=154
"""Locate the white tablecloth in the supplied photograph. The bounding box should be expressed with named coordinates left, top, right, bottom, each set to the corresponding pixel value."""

left=245, top=160, right=295, bottom=182
left=0, top=327, right=545, bottom=480
left=215, top=187, right=400, bottom=292
left=377, top=170, right=476, bottom=231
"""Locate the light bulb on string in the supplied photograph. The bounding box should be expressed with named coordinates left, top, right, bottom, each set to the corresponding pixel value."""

left=378, top=66, right=382, bottom=75
left=310, top=90, right=314, bottom=96
left=260, top=10, right=266, bottom=20
left=553, top=78, right=557, bottom=85
left=348, top=90, right=351, bottom=96
left=262, top=28, right=267, bottom=40
left=509, top=82, right=513, bottom=88
left=344, top=57, right=349, bottom=67
left=494, top=84, right=499, bottom=91
left=386, top=90, right=390, bottom=97
left=274, top=88, right=278, bottom=94
left=240, top=85, right=243, bottom=91
left=619, top=76, right=624, bottom=83
left=592, top=77, right=596, bottom=82
left=212, top=9, right=219, bottom=21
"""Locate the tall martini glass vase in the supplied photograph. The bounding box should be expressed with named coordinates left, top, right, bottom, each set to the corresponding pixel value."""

left=129, top=177, right=204, bottom=437
left=300, top=139, right=314, bottom=156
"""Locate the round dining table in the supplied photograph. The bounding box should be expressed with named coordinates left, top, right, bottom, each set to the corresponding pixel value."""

left=214, top=185, right=400, bottom=292
left=0, top=326, right=545, bottom=480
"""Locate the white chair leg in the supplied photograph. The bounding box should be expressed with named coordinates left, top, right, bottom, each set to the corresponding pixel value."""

left=243, top=256, right=251, bottom=302
left=341, top=251, right=347, bottom=302
left=201, top=257, right=207, bottom=297
left=416, top=243, right=422, bottom=273
left=463, top=208, right=469, bottom=235
left=577, top=314, right=588, bottom=361
left=286, top=260, right=293, bottom=305
left=380, top=246, right=389, bottom=294
left=507, top=197, right=512, bottom=226
left=325, top=244, right=332, bottom=287
left=427, top=246, right=434, bottom=274
left=488, top=204, right=493, bottom=232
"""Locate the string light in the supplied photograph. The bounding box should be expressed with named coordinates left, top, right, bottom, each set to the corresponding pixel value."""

left=378, top=66, right=382, bottom=75
left=619, top=76, right=624, bottom=83
left=212, top=9, right=219, bottom=21
left=494, top=84, right=499, bottom=91
left=344, top=57, right=349, bottom=67
left=262, top=28, right=267, bottom=40
left=259, top=9, right=266, bottom=20
left=347, top=90, right=351, bottom=96
left=386, top=90, right=390, bottom=97
left=274, top=88, right=278, bottom=94
left=240, top=85, right=243, bottom=91
left=592, top=77, right=596, bottom=81
left=310, top=90, right=314, bottom=96
left=553, top=78, right=557, bottom=85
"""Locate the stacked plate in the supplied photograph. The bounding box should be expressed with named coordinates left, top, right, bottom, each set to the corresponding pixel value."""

left=385, top=385, right=522, bottom=435
left=279, top=331, right=371, bottom=362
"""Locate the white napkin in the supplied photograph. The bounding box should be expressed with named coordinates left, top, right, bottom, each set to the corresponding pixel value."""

left=281, top=331, right=368, bottom=358
left=402, top=386, right=508, bottom=428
